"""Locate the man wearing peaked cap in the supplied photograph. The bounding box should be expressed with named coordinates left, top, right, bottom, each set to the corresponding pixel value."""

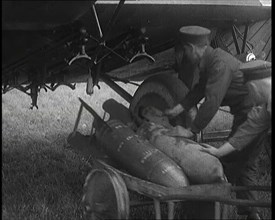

left=179, top=25, right=211, bottom=46
left=165, top=25, right=266, bottom=220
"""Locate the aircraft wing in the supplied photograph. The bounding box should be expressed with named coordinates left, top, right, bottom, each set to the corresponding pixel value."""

left=2, top=0, right=271, bottom=108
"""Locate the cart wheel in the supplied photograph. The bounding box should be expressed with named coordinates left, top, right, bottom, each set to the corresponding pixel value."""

left=129, top=72, right=190, bottom=127
left=82, top=168, right=130, bottom=220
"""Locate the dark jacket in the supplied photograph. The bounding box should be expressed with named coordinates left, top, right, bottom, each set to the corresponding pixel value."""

left=180, top=46, right=252, bottom=132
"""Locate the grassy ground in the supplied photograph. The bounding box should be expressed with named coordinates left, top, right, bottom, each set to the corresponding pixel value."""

left=2, top=81, right=271, bottom=219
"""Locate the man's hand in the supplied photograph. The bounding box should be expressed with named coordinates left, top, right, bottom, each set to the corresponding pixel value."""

left=200, top=143, right=220, bottom=157
left=164, top=104, right=184, bottom=118
left=163, top=125, right=194, bottom=138
left=185, top=106, right=198, bottom=127
left=200, top=142, right=236, bottom=158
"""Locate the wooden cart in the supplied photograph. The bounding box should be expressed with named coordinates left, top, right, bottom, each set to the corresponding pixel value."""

left=67, top=99, right=271, bottom=220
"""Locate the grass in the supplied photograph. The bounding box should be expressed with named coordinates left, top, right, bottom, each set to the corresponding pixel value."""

left=2, top=82, right=137, bottom=220
left=2, top=81, right=271, bottom=219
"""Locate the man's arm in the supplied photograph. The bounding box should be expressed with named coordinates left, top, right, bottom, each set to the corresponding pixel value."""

left=200, top=142, right=235, bottom=158
left=202, top=105, right=271, bottom=157
left=164, top=73, right=206, bottom=117
left=228, top=105, right=271, bottom=151
left=180, top=75, right=206, bottom=112
left=190, top=60, right=232, bottom=133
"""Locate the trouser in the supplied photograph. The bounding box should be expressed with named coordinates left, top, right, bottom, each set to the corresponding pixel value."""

left=220, top=112, right=266, bottom=215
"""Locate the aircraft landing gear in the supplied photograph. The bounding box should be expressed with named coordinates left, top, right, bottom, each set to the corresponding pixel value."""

left=129, top=72, right=189, bottom=127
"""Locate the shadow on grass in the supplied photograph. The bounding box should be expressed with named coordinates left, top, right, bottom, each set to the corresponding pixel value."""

left=102, top=98, right=132, bottom=124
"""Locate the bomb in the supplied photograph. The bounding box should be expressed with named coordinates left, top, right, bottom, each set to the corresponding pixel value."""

left=95, top=120, right=189, bottom=188
left=79, top=98, right=189, bottom=188
left=137, top=121, right=225, bottom=184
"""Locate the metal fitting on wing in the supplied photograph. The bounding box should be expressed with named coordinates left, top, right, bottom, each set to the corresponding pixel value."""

left=246, top=53, right=256, bottom=62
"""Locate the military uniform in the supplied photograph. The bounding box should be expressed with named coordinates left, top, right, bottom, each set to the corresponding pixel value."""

left=178, top=45, right=265, bottom=216
left=180, top=46, right=251, bottom=132
left=175, top=26, right=271, bottom=218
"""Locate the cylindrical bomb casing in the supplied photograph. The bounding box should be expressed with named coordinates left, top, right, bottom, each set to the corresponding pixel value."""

left=96, top=119, right=189, bottom=188
left=137, top=122, right=225, bottom=184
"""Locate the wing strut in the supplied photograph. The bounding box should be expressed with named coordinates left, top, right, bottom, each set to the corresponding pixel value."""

left=241, top=24, right=249, bottom=53
left=231, top=25, right=241, bottom=55
left=84, top=0, right=126, bottom=93
left=232, top=23, right=256, bottom=62
left=91, top=0, right=126, bottom=59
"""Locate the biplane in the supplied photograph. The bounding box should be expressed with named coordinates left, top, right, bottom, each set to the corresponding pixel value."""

left=2, top=1, right=272, bottom=219
left=2, top=0, right=271, bottom=112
